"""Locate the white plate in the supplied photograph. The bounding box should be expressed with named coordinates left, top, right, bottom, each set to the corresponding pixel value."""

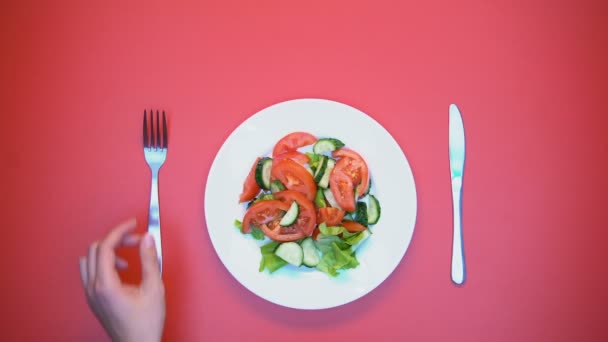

left=205, top=98, right=417, bottom=310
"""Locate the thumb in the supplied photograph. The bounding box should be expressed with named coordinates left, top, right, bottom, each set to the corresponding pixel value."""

left=140, top=234, right=161, bottom=289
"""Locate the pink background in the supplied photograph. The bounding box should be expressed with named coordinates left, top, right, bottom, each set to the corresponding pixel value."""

left=2, top=0, right=607, bottom=341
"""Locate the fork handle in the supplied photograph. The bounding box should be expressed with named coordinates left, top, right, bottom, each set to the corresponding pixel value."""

left=451, top=177, right=465, bottom=285
left=148, top=169, right=163, bottom=274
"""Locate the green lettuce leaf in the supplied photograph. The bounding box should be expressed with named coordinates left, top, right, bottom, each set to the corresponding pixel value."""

left=259, top=241, right=287, bottom=273
left=234, top=219, right=242, bottom=230
left=251, top=226, right=265, bottom=240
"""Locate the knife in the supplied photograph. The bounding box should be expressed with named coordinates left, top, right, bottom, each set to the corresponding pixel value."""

left=449, top=104, right=466, bottom=285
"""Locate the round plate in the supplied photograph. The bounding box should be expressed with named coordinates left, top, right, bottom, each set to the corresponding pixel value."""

left=205, top=98, right=417, bottom=310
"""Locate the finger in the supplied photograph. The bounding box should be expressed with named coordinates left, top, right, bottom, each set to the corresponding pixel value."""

left=122, top=233, right=142, bottom=247
left=79, top=256, right=88, bottom=289
left=96, top=218, right=137, bottom=285
left=87, top=242, right=99, bottom=288
left=115, top=256, right=128, bottom=270
left=140, top=234, right=161, bottom=291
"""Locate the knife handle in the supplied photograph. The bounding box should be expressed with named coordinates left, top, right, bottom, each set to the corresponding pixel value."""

left=451, top=177, right=465, bottom=285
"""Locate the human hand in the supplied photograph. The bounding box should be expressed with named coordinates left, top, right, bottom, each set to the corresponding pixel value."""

left=78, top=218, right=166, bottom=342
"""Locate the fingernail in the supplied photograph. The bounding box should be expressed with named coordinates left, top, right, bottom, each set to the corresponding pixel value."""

left=143, top=234, right=154, bottom=249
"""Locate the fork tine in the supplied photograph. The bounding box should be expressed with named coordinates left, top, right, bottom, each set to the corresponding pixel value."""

left=156, top=110, right=161, bottom=150
left=162, top=110, right=168, bottom=149
left=150, top=109, right=155, bottom=149
left=143, top=110, right=149, bottom=148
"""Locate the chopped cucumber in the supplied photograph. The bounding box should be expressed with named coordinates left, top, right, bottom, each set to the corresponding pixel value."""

left=323, top=188, right=343, bottom=210
left=313, top=156, right=328, bottom=183
left=313, top=138, right=345, bottom=154
left=354, top=202, right=368, bottom=226
left=255, top=157, right=273, bottom=190
left=279, top=201, right=299, bottom=226
left=275, top=242, right=303, bottom=267
left=318, top=158, right=335, bottom=189
left=301, top=238, right=320, bottom=267
left=365, top=178, right=372, bottom=195
left=315, top=189, right=327, bottom=208
left=367, top=195, right=381, bottom=224
left=270, top=180, right=285, bottom=193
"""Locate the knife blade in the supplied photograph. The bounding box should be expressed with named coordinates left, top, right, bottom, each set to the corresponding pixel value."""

left=449, top=104, right=466, bottom=285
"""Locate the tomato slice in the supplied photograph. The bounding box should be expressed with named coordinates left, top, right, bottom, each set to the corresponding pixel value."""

left=329, top=167, right=356, bottom=212
left=341, top=220, right=367, bottom=233
left=312, top=227, right=321, bottom=241
left=242, top=200, right=290, bottom=233
left=271, top=159, right=317, bottom=201
left=260, top=220, right=306, bottom=242
left=317, top=207, right=345, bottom=226
left=332, top=148, right=369, bottom=197
left=272, top=132, right=317, bottom=157
left=273, top=150, right=310, bottom=165
left=273, top=190, right=317, bottom=237
left=239, top=157, right=261, bottom=203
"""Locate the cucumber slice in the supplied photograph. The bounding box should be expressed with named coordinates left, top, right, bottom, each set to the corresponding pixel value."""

left=365, top=178, right=372, bottom=195
left=367, top=195, right=381, bottom=224
left=275, top=242, right=303, bottom=267
left=354, top=202, right=368, bottom=226
left=313, top=156, right=328, bottom=183
left=279, top=201, right=299, bottom=226
left=255, top=157, right=273, bottom=190
left=269, top=180, right=285, bottom=193
left=315, top=189, right=327, bottom=208
left=313, top=138, right=345, bottom=154
left=301, top=238, right=320, bottom=267
left=318, top=158, right=335, bottom=189
left=323, top=188, right=343, bottom=210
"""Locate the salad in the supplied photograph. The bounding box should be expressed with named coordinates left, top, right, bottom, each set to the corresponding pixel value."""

left=235, top=132, right=381, bottom=276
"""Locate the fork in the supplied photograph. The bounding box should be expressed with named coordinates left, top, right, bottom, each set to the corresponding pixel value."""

left=143, top=109, right=168, bottom=274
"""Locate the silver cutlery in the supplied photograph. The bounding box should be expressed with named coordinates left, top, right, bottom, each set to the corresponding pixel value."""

left=449, top=104, right=466, bottom=285
left=143, top=109, right=168, bottom=274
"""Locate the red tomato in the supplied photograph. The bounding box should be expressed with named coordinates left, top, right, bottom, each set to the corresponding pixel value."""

left=341, top=220, right=367, bottom=233
left=271, top=159, right=317, bottom=201
left=239, top=157, right=261, bottom=203
left=273, top=190, right=317, bottom=237
left=317, top=207, right=346, bottom=226
left=272, top=132, right=317, bottom=157
left=273, top=150, right=310, bottom=165
left=242, top=200, right=290, bottom=233
left=260, top=220, right=307, bottom=242
left=312, top=227, right=321, bottom=241
left=332, top=148, right=369, bottom=197
left=329, top=166, right=356, bottom=212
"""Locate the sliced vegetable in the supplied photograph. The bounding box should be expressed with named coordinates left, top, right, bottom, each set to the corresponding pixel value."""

left=259, top=241, right=287, bottom=273
left=313, top=156, right=328, bottom=183
left=329, top=165, right=356, bottom=212
left=318, top=158, right=335, bottom=189
left=317, top=207, right=345, bottom=226
left=272, top=190, right=317, bottom=237
left=301, top=238, right=320, bottom=267
left=323, top=188, right=343, bottom=210
left=354, top=202, right=368, bottom=226
left=269, top=180, right=286, bottom=193
left=347, top=229, right=371, bottom=252
left=341, top=220, right=368, bottom=233
left=275, top=242, right=304, bottom=267
left=271, top=159, right=317, bottom=202
left=242, top=200, right=290, bottom=233
left=255, top=157, right=273, bottom=190
left=239, top=157, right=262, bottom=203
left=333, top=149, right=369, bottom=197
left=272, top=132, right=317, bottom=157
left=367, top=194, right=381, bottom=224
left=279, top=201, right=300, bottom=226
left=273, top=151, right=310, bottom=165
left=313, top=138, right=345, bottom=154
left=314, top=189, right=327, bottom=208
